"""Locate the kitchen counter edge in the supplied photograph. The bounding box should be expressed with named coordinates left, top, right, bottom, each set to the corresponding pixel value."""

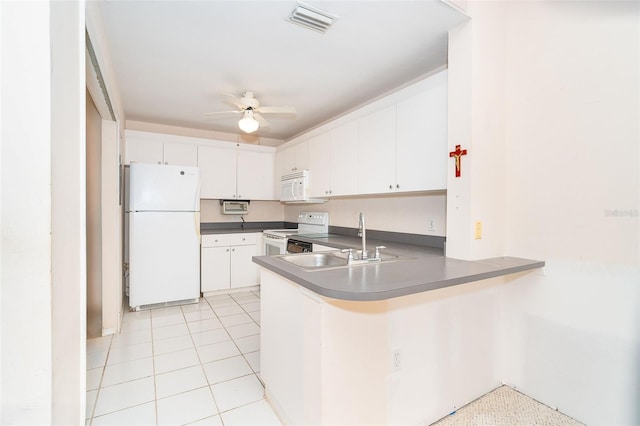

left=253, top=241, right=544, bottom=302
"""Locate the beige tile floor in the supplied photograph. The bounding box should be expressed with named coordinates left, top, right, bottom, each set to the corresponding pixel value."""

left=88, top=291, right=584, bottom=426
left=86, top=290, right=281, bottom=425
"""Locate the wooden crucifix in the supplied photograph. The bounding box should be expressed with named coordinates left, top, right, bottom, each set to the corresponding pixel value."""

left=449, top=145, right=468, bottom=177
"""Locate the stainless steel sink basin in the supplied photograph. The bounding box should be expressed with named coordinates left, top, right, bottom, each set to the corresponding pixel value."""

left=279, top=252, right=349, bottom=269
left=277, top=250, right=404, bottom=271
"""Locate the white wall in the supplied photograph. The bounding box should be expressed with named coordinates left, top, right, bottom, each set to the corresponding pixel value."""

left=51, top=1, right=86, bottom=423
left=201, top=200, right=284, bottom=223
left=500, top=2, right=639, bottom=425
left=284, top=193, right=447, bottom=236
left=87, top=90, right=103, bottom=338
left=101, top=120, right=122, bottom=336
left=1, top=1, right=86, bottom=423
left=86, top=0, right=127, bottom=339
left=449, top=2, right=639, bottom=425
left=0, top=2, right=53, bottom=423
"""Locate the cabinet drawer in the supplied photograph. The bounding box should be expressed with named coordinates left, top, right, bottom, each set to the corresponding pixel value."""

left=229, top=233, right=260, bottom=246
left=201, top=234, right=232, bottom=247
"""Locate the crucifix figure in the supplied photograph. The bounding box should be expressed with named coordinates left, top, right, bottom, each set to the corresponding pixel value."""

left=449, top=145, right=468, bottom=177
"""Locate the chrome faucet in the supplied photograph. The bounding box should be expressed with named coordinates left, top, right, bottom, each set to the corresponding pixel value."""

left=358, top=212, right=367, bottom=259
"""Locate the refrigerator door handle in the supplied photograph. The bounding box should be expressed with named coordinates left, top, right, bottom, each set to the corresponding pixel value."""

left=194, top=211, right=201, bottom=242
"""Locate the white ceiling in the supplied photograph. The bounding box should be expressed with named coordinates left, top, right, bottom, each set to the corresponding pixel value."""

left=98, top=1, right=468, bottom=142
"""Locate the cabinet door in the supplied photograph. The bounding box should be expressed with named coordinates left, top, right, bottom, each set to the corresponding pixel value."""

left=274, top=151, right=284, bottom=199
left=163, top=142, right=198, bottom=167
left=198, top=144, right=237, bottom=199
left=293, top=141, right=309, bottom=171
left=279, top=147, right=297, bottom=175
left=329, top=121, right=359, bottom=196
left=201, top=246, right=230, bottom=292
left=237, top=147, right=275, bottom=200
left=396, top=71, right=448, bottom=191
left=307, top=132, right=331, bottom=197
left=357, top=105, right=396, bottom=194
left=230, top=244, right=260, bottom=288
left=126, top=137, right=163, bottom=165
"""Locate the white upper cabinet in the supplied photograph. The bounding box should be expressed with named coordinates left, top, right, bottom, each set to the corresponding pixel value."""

left=198, top=144, right=237, bottom=199
left=199, top=142, right=275, bottom=200
left=125, top=131, right=197, bottom=166
left=279, top=141, right=309, bottom=175
left=329, top=121, right=359, bottom=196
left=306, top=122, right=359, bottom=198
left=125, top=130, right=276, bottom=201
left=355, top=69, right=448, bottom=195
left=126, top=136, right=164, bottom=165
left=357, top=105, right=397, bottom=194
left=396, top=71, right=448, bottom=192
left=237, top=145, right=275, bottom=200
left=307, top=132, right=331, bottom=197
left=163, top=142, right=198, bottom=166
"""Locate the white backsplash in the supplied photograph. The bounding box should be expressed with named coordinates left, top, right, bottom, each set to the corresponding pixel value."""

left=200, top=199, right=284, bottom=223
left=284, top=192, right=447, bottom=236
left=201, top=193, right=446, bottom=236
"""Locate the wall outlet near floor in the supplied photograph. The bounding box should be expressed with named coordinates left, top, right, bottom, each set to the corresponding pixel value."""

left=427, top=218, right=436, bottom=232
left=392, top=349, right=402, bottom=371
left=474, top=221, right=482, bottom=240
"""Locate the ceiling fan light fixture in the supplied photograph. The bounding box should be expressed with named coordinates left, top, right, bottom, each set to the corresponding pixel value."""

left=238, top=110, right=259, bottom=133
left=289, top=2, right=337, bottom=34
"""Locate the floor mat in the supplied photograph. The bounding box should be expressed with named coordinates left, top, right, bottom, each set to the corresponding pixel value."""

left=431, top=385, right=584, bottom=426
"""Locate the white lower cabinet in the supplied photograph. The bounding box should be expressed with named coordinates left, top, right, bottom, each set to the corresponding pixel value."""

left=201, top=233, right=262, bottom=292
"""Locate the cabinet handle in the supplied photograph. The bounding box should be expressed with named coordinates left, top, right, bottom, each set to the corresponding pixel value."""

left=329, top=190, right=332, bottom=194
left=232, top=248, right=235, bottom=252
left=396, top=184, right=400, bottom=189
left=389, top=184, right=393, bottom=189
left=238, top=195, right=242, bottom=198
left=164, top=161, right=168, bottom=165
left=226, top=249, right=229, bottom=252
left=157, top=161, right=161, bottom=164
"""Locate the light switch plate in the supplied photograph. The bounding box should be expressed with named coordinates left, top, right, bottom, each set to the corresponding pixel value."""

left=474, top=221, right=482, bottom=239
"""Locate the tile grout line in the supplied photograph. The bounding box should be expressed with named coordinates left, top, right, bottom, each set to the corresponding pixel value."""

left=206, top=293, right=266, bottom=415
left=233, top=297, right=263, bottom=381
left=87, top=334, right=113, bottom=425
left=150, top=307, right=159, bottom=426
left=89, top=293, right=266, bottom=424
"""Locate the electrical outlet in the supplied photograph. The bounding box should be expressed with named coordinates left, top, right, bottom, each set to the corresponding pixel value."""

left=392, top=350, right=401, bottom=371
left=427, top=218, right=436, bottom=232
left=474, top=221, right=482, bottom=240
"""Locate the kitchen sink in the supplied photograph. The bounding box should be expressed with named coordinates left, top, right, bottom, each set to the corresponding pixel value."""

left=277, top=250, right=404, bottom=271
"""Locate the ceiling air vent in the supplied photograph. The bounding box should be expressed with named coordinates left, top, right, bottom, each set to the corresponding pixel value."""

left=288, top=2, right=337, bottom=34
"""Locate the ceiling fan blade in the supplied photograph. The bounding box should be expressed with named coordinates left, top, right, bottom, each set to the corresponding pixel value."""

left=254, top=113, right=270, bottom=128
left=203, top=110, right=241, bottom=116
left=222, top=93, right=245, bottom=110
left=256, top=106, right=296, bottom=115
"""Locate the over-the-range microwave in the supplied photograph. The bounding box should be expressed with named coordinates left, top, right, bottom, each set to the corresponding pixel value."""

left=280, top=170, right=327, bottom=204
left=280, top=170, right=308, bottom=202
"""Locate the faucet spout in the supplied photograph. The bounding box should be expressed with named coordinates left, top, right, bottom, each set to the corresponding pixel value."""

left=358, top=212, right=367, bottom=259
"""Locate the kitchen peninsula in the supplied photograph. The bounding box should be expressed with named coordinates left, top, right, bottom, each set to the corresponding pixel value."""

left=253, top=235, right=544, bottom=425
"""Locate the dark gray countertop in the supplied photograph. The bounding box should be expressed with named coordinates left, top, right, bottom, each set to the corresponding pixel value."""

left=200, top=221, right=295, bottom=235
left=252, top=234, right=544, bottom=301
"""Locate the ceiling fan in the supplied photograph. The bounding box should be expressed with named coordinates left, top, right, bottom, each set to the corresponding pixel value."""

left=204, top=91, right=296, bottom=134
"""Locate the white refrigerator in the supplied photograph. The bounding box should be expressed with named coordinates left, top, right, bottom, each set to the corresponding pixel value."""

left=128, top=163, right=201, bottom=309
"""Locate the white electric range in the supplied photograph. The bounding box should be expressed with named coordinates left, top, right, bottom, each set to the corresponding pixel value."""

left=263, top=212, right=329, bottom=255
